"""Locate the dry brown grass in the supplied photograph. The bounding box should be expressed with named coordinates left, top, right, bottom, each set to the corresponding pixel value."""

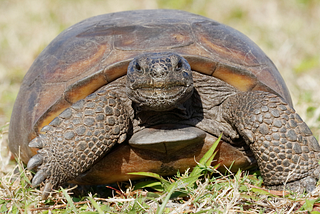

left=1, top=0, right=320, bottom=213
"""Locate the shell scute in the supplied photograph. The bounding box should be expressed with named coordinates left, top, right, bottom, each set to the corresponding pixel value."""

left=192, top=20, right=266, bottom=67
left=113, top=24, right=194, bottom=51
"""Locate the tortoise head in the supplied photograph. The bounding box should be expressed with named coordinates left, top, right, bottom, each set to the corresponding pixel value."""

left=126, top=52, right=194, bottom=111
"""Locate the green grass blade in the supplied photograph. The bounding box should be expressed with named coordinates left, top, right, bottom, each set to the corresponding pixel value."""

left=190, top=134, right=221, bottom=177
left=133, top=180, right=163, bottom=191
left=127, top=172, right=167, bottom=182
left=250, top=188, right=278, bottom=197
left=88, top=197, right=104, bottom=214
left=156, top=182, right=178, bottom=214
left=61, top=187, right=78, bottom=213
left=179, top=175, right=201, bottom=187
left=127, top=171, right=170, bottom=187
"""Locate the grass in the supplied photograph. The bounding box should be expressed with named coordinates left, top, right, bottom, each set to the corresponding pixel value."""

left=1, top=0, right=320, bottom=213
left=1, top=135, right=320, bottom=213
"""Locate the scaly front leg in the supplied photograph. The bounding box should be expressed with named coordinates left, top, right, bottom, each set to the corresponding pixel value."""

left=222, top=91, right=320, bottom=192
left=27, top=87, right=130, bottom=199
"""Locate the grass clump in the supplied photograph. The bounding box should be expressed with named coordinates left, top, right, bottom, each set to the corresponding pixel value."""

left=1, top=126, right=320, bottom=213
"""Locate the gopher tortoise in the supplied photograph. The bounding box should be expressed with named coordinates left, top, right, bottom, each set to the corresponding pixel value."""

left=9, top=9, right=320, bottom=198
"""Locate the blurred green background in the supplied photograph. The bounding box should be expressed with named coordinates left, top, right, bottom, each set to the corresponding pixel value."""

left=1, top=0, right=320, bottom=137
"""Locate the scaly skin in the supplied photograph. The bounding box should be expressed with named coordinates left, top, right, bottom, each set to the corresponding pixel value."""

left=27, top=87, right=130, bottom=198
left=222, top=91, right=320, bottom=192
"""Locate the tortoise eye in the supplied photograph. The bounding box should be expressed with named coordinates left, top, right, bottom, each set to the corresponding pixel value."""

left=175, top=60, right=183, bottom=72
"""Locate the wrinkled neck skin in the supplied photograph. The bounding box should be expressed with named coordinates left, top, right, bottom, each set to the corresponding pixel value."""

left=132, top=89, right=201, bottom=127
left=130, top=72, right=240, bottom=144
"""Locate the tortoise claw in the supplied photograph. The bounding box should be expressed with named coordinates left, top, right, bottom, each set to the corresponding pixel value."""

left=298, top=176, right=317, bottom=193
left=286, top=176, right=317, bottom=193
left=28, top=136, right=44, bottom=148
left=268, top=176, right=317, bottom=193
left=27, top=154, right=43, bottom=170
left=32, top=169, right=47, bottom=187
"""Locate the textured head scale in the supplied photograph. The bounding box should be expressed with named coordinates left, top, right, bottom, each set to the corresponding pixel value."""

left=126, top=52, right=193, bottom=111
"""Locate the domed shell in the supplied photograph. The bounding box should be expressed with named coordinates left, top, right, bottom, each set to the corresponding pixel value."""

left=9, top=9, right=292, bottom=163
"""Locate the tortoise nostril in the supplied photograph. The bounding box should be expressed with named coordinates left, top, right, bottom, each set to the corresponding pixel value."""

left=175, top=60, right=183, bottom=72
left=135, top=62, right=142, bottom=73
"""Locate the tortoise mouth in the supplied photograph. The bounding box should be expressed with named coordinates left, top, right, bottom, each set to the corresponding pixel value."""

left=136, top=85, right=187, bottom=100
left=130, top=84, right=193, bottom=111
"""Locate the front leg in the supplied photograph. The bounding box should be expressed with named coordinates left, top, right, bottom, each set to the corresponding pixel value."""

left=222, top=91, right=320, bottom=192
left=27, top=87, right=130, bottom=198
